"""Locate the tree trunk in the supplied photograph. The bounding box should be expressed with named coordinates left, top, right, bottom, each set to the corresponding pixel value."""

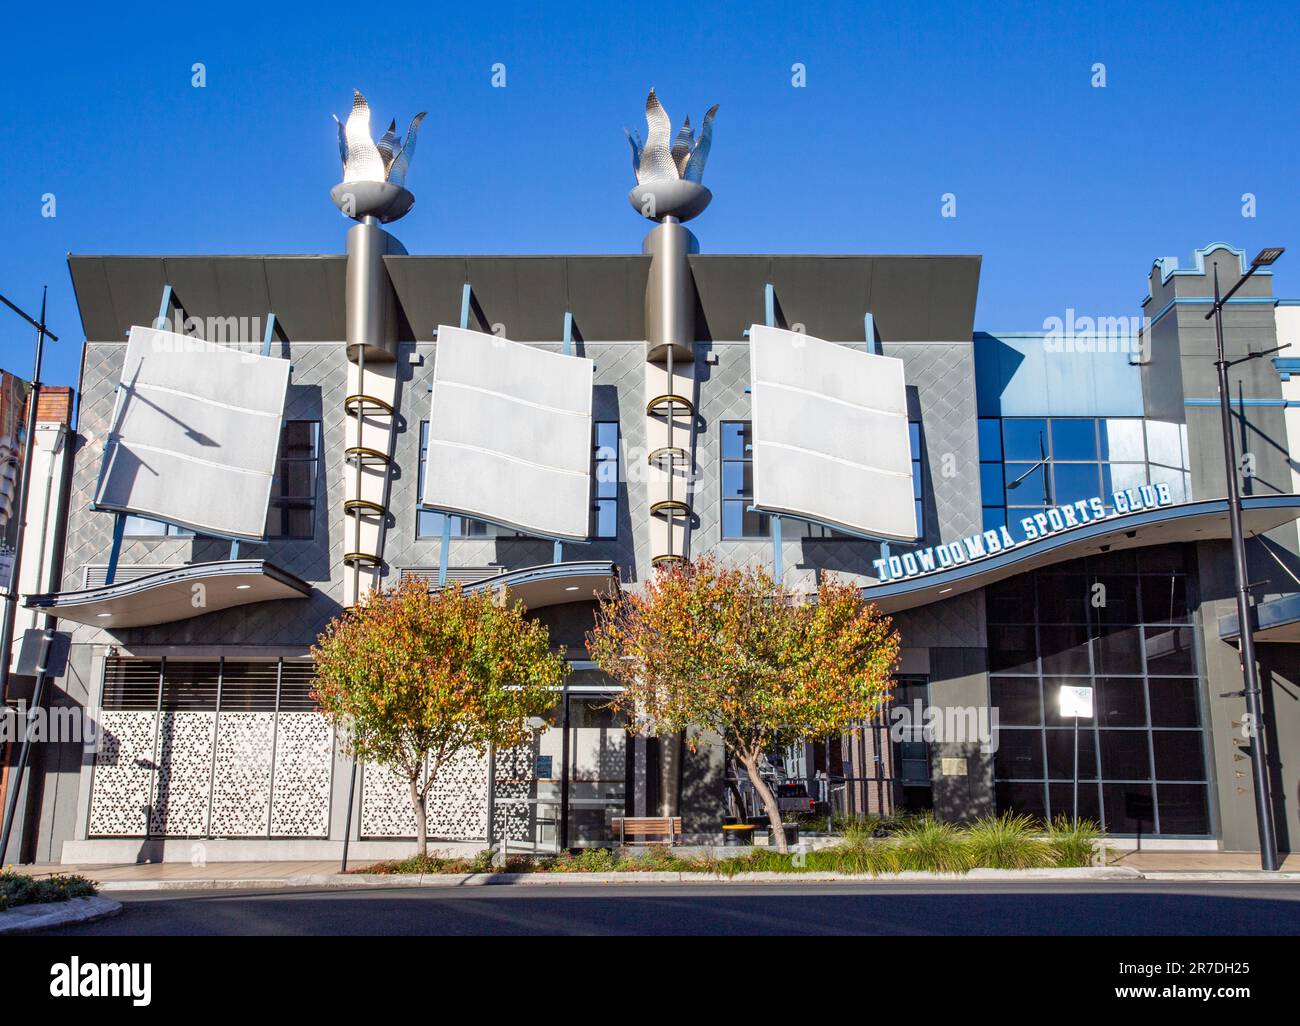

left=739, top=750, right=788, bottom=854
left=410, top=777, right=428, bottom=858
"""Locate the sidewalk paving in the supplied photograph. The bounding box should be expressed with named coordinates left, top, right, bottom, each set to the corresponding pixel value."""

left=9, top=850, right=1300, bottom=890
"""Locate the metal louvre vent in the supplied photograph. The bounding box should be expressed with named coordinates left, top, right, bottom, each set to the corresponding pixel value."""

left=399, top=566, right=502, bottom=587
left=83, top=565, right=181, bottom=589
left=100, top=659, right=321, bottom=713
left=217, top=661, right=280, bottom=712
left=278, top=660, right=319, bottom=711
left=160, top=661, right=220, bottom=711
left=102, top=659, right=163, bottom=710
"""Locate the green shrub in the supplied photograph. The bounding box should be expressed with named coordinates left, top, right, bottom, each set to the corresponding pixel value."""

left=558, top=847, right=622, bottom=873
left=810, top=838, right=898, bottom=876
left=0, top=871, right=97, bottom=910
left=1046, top=816, right=1104, bottom=867
left=964, top=813, right=1052, bottom=869
left=354, top=847, right=501, bottom=874
left=889, top=816, right=975, bottom=874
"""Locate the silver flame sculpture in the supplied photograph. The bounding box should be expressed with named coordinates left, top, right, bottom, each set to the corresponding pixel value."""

left=626, top=89, right=718, bottom=223
left=330, top=90, right=427, bottom=224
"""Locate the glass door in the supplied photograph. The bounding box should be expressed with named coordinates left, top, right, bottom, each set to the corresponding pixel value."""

left=562, top=693, right=629, bottom=848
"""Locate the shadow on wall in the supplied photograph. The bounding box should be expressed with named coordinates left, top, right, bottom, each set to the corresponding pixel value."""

left=680, top=726, right=727, bottom=834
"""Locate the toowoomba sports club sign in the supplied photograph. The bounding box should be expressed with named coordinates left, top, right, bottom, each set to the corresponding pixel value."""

left=872, top=482, right=1175, bottom=583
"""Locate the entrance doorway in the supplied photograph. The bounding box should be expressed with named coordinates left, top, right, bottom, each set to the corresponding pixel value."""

left=505, top=676, right=630, bottom=851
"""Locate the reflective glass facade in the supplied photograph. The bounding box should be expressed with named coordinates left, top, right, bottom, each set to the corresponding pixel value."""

left=986, top=544, right=1212, bottom=836
left=979, top=416, right=1192, bottom=537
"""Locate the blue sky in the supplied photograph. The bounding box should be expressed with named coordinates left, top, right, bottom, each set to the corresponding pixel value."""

left=3, top=0, right=1298, bottom=388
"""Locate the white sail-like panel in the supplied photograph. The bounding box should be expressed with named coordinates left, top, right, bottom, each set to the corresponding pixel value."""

left=422, top=325, right=594, bottom=541
left=749, top=324, right=916, bottom=541
left=94, top=325, right=291, bottom=541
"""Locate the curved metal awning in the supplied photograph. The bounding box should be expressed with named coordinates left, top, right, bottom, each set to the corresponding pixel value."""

left=863, top=496, right=1300, bottom=614
left=25, top=560, right=312, bottom=628
left=1219, top=592, right=1300, bottom=644
left=459, top=560, right=619, bottom=609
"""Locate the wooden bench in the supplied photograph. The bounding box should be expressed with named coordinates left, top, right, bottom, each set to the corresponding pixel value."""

left=612, top=816, right=684, bottom=846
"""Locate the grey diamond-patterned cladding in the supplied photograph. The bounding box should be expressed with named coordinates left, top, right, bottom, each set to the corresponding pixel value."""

left=64, top=335, right=984, bottom=648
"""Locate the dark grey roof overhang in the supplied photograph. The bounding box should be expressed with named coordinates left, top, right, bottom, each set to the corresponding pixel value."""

left=864, top=496, right=1300, bottom=615
left=25, top=560, right=312, bottom=628
left=68, top=255, right=347, bottom=343
left=69, top=253, right=982, bottom=348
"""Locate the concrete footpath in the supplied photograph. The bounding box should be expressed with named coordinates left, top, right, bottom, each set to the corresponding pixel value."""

left=10, top=850, right=1300, bottom=891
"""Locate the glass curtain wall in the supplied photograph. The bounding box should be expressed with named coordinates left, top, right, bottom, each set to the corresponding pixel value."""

left=986, top=544, right=1211, bottom=836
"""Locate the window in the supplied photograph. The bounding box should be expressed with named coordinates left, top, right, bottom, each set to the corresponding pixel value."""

left=986, top=544, right=1210, bottom=836
left=122, top=516, right=194, bottom=538
left=416, top=421, right=490, bottom=539
left=979, top=417, right=1185, bottom=539
left=265, top=421, right=319, bottom=539
left=721, top=421, right=765, bottom=538
left=909, top=421, right=923, bottom=537
left=720, top=419, right=909, bottom=539
left=592, top=422, right=619, bottom=538
left=978, top=416, right=1005, bottom=531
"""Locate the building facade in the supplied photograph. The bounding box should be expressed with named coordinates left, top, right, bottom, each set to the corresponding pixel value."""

left=4, top=238, right=1299, bottom=864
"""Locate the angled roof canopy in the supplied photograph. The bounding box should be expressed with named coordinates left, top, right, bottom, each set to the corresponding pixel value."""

left=864, top=496, right=1300, bottom=614
left=421, top=325, right=594, bottom=541
left=25, top=561, right=311, bottom=628
left=459, top=561, right=619, bottom=609
left=749, top=324, right=916, bottom=541
left=94, top=325, right=291, bottom=541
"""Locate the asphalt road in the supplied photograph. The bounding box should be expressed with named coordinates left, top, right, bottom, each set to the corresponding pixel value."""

left=48, top=881, right=1300, bottom=936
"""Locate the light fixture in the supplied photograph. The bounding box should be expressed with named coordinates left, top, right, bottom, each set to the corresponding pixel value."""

left=938, top=587, right=952, bottom=595
left=96, top=612, right=112, bottom=618
left=235, top=584, right=252, bottom=590
left=1251, top=247, right=1285, bottom=268
left=564, top=586, right=580, bottom=592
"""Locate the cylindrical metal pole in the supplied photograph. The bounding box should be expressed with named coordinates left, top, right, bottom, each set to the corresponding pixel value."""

left=0, top=619, right=55, bottom=861
left=339, top=756, right=358, bottom=872
left=352, top=343, right=365, bottom=605
left=0, top=289, right=49, bottom=700
left=485, top=742, right=496, bottom=857
left=1213, top=266, right=1279, bottom=871
left=1072, top=715, right=1079, bottom=824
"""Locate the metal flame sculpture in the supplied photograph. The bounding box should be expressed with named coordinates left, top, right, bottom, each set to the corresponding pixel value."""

left=625, top=89, right=718, bottom=185
left=333, top=90, right=427, bottom=187
left=625, top=89, right=717, bottom=223
left=330, top=90, right=427, bottom=224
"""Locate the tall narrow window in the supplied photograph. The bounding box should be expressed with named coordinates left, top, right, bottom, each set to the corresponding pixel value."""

left=910, top=421, right=924, bottom=537
left=592, top=422, right=619, bottom=539
left=266, top=421, right=319, bottom=539
left=721, top=421, right=766, bottom=539
left=416, top=421, right=490, bottom=539
left=721, top=420, right=873, bottom=540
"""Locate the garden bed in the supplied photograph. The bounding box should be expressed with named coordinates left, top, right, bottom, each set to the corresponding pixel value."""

left=0, top=871, right=98, bottom=911
left=355, top=814, right=1103, bottom=876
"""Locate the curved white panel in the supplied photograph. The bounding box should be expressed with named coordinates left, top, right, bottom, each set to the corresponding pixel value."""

left=749, top=324, right=916, bottom=541
left=422, top=325, right=594, bottom=541
left=94, top=326, right=290, bottom=540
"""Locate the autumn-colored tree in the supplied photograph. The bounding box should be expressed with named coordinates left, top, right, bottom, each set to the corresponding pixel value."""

left=312, top=578, right=566, bottom=856
left=588, top=557, right=899, bottom=853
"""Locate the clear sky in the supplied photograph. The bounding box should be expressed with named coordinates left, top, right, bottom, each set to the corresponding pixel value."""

left=3, top=0, right=1298, bottom=389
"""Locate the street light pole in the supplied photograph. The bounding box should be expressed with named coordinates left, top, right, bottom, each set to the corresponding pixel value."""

left=0, top=288, right=57, bottom=702
left=1206, top=248, right=1285, bottom=871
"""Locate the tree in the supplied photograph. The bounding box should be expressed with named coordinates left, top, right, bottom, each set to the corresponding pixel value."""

left=588, top=557, right=899, bottom=853
left=312, top=578, right=566, bottom=857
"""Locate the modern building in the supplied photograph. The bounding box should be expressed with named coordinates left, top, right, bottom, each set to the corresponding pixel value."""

left=0, top=370, right=33, bottom=555
left=3, top=95, right=1298, bottom=864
